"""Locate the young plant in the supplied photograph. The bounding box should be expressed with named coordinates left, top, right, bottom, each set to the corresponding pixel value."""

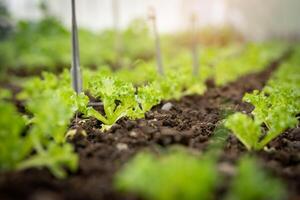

left=225, top=109, right=298, bottom=151
left=0, top=100, right=32, bottom=171
left=226, top=156, right=286, bottom=200
left=225, top=59, right=299, bottom=150
left=17, top=142, right=78, bottom=178
left=24, top=90, right=79, bottom=178
left=128, top=83, right=162, bottom=119
left=88, top=77, right=137, bottom=130
left=225, top=113, right=263, bottom=150
left=153, top=72, right=183, bottom=100
left=0, top=91, right=78, bottom=178
left=115, top=148, right=218, bottom=200
left=26, top=90, right=75, bottom=145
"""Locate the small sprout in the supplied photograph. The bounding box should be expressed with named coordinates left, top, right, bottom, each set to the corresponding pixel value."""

left=115, top=148, right=218, bottom=200
left=226, top=156, right=286, bottom=200
left=17, top=143, right=78, bottom=179
left=0, top=100, right=30, bottom=171
left=225, top=59, right=299, bottom=150
left=225, top=113, right=262, bottom=150
left=0, top=89, right=78, bottom=179
left=87, top=77, right=160, bottom=131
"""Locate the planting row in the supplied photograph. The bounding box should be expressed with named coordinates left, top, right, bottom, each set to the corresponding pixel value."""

left=0, top=43, right=288, bottom=179
left=111, top=46, right=299, bottom=200
left=115, top=148, right=286, bottom=200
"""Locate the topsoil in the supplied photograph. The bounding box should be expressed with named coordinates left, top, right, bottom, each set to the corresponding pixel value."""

left=0, top=53, right=299, bottom=200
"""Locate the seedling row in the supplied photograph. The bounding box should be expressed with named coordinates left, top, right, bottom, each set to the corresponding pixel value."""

left=0, top=1, right=299, bottom=199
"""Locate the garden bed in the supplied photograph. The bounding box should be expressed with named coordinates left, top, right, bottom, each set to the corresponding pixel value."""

left=1, top=54, right=299, bottom=200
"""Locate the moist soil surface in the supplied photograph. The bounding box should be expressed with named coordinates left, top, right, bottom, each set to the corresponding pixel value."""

left=0, top=55, right=299, bottom=200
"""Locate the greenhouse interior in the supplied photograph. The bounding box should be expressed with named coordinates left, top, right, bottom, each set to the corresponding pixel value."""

left=0, top=0, right=299, bottom=200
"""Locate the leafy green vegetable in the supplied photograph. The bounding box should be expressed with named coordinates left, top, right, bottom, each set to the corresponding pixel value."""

left=153, top=72, right=183, bottom=100
left=17, top=142, right=78, bottom=178
left=115, top=148, right=218, bottom=200
left=0, top=89, right=78, bottom=178
left=88, top=76, right=161, bottom=130
left=129, top=83, right=162, bottom=118
left=225, top=51, right=300, bottom=150
left=23, top=89, right=78, bottom=178
left=0, top=100, right=31, bottom=171
left=226, top=156, right=286, bottom=200
left=88, top=77, right=137, bottom=130
left=2, top=72, right=80, bottom=178
left=225, top=113, right=262, bottom=150
left=26, top=90, right=74, bottom=145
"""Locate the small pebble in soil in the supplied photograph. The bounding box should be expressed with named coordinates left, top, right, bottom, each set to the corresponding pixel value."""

left=129, top=131, right=138, bottom=138
left=264, top=146, right=277, bottom=153
left=161, top=102, right=173, bottom=111
left=116, top=143, right=128, bottom=151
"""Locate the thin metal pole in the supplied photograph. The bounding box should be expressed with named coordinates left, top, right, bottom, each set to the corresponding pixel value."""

left=191, top=13, right=200, bottom=77
left=148, top=8, right=164, bottom=76
left=112, top=0, right=122, bottom=66
left=71, top=0, right=82, bottom=94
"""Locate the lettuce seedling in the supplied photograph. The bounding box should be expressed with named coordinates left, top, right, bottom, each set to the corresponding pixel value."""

left=225, top=62, right=299, bottom=150
left=225, top=113, right=262, bottom=150
left=17, top=142, right=78, bottom=178
left=88, top=77, right=137, bottom=130
left=0, top=100, right=32, bottom=171
left=27, top=90, right=75, bottom=145
left=128, top=83, right=162, bottom=118
left=18, top=71, right=63, bottom=100
left=115, top=148, right=218, bottom=200
left=225, top=110, right=297, bottom=151
left=183, top=76, right=207, bottom=96
left=153, top=72, right=183, bottom=100
left=243, top=88, right=299, bottom=129
left=88, top=77, right=161, bottom=129
left=0, top=88, right=78, bottom=178
left=226, top=156, right=286, bottom=200
left=24, top=89, right=79, bottom=178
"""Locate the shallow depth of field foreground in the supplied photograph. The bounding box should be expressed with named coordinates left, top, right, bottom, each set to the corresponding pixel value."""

left=0, top=1, right=299, bottom=200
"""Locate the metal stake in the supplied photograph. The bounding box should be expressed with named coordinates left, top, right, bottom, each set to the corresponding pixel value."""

left=71, top=0, right=82, bottom=94
left=191, top=13, right=200, bottom=77
left=148, top=8, right=164, bottom=76
left=112, top=0, right=122, bottom=66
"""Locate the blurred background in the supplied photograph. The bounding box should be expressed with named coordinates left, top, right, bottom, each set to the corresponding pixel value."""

left=3, top=0, right=300, bottom=40
left=0, top=0, right=300, bottom=77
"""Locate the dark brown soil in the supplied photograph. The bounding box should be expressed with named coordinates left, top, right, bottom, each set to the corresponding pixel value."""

left=0, top=54, right=299, bottom=200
